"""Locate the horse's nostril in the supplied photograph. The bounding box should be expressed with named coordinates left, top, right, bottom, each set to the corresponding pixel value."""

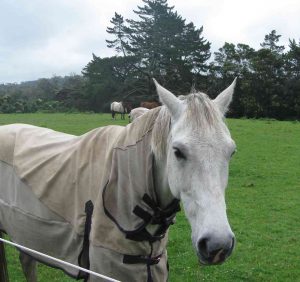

left=198, top=235, right=235, bottom=264
left=228, top=237, right=235, bottom=254
left=198, top=237, right=209, bottom=258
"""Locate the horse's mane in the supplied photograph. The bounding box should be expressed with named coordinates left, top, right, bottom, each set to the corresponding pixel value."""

left=132, top=92, right=222, bottom=160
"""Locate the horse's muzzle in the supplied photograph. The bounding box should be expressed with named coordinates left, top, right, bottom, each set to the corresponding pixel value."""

left=197, top=236, right=235, bottom=265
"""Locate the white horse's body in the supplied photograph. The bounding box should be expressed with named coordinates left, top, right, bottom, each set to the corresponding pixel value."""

left=110, top=101, right=124, bottom=113
left=110, top=101, right=126, bottom=120
left=128, top=107, right=149, bottom=122
left=0, top=79, right=237, bottom=281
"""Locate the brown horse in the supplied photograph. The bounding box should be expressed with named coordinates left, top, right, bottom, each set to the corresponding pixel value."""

left=122, top=101, right=132, bottom=113
left=140, top=101, right=160, bottom=109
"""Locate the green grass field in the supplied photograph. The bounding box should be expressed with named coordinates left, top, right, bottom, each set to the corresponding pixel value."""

left=1, top=113, right=300, bottom=281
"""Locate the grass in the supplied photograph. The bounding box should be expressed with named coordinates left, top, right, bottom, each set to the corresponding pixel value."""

left=1, top=113, right=300, bottom=281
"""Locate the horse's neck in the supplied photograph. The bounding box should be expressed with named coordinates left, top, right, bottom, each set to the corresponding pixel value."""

left=145, top=155, right=174, bottom=236
left=153, top=155, right=174, bottom=208
left=130, top=107, right=174, bottom=207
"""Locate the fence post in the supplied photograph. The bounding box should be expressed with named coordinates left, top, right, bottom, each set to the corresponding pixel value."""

left=0, top=232, right=9, bottom=282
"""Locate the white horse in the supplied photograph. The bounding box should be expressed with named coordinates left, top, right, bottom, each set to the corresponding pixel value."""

left=110, top=101, right=126, bottom=120
left=128, top=107, right=149, bottom=122
left=0, top=78, right=237, bottom=282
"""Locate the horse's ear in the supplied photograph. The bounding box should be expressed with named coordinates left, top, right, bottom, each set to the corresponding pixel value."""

left=153, top=79, right=182, bottom=119
left=214, top=78, right=237, bottom=115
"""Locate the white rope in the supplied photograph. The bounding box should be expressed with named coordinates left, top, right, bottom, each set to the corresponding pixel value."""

left=0, top=238, right=121, bottom=282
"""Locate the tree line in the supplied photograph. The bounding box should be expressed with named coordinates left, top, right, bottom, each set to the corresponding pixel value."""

left=1, top=0, right=299, bottom=119
left=0, top=75, right=87, bottom=113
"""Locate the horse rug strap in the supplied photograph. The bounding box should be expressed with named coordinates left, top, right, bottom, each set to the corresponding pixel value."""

left=123, top=252, right=162, bottom=282
left=78, top=200, right=94, bottom=280
left=123, top=253, right=161, bottom=265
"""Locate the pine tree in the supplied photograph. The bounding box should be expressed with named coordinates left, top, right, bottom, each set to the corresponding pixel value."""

left=284, top=39, right=300, bottom=117
left=106, top=0, right=211, bottom=94
left=260, top=30, right=285, bottom=53
left=252, top=30, right=285, bottom=118
left=209, top=43, right=256, bottom=117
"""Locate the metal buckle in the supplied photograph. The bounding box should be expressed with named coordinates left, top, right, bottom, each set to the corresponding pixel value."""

left=149, top=255, right=161, bottom=265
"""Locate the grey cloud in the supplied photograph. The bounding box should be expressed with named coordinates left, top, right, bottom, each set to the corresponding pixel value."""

left=1, top=0, right=300, bottom=83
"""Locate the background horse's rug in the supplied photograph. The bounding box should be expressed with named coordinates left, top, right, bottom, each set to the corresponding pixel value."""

left=129, top=107, right=149, bottom=122
left=0, top=108, right=171, bottom=281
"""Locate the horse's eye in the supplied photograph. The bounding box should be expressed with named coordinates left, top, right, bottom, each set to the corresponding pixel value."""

left=174, top=148, right=186, bottom=160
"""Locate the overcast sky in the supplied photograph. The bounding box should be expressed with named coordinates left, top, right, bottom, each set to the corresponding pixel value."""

left=1, top=0, right=299, bottom=84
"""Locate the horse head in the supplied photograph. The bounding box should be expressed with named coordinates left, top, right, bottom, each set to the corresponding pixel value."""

left=122, top=101, right=132, bottom=113
left=153, top=79, right=237, bottom=265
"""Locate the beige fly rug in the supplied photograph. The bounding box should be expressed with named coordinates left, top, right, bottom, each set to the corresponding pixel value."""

left=0, top=108, right=180, bottom=282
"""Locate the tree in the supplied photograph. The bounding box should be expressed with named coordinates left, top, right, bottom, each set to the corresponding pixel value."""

left=284, top=39, right=300, bottom=117
left=209, top=42, right=256, bottom=117
left=209, top=30, right=289, bottom=118
left=260, top=30, right=285, bottom=53
left=55, top=74, right=87, bottom=111
left=285, top=39, right=300, bottom=78
left=252, top=30, right=285, bottom=118
left=82, top=54, right=142, bottom=111
left=106, top=0, right=211, bottom=94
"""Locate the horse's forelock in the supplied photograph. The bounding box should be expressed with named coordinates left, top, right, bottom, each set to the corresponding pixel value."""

left=151, top=92, right=223, bottom=160
left=184, top=93, right=221, bottom=128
